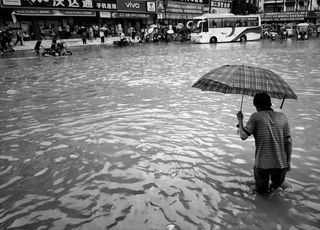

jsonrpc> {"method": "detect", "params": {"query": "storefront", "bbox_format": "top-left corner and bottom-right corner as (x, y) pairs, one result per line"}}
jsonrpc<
(157, 0), (203, 25)
(0, 0), (117, 38)
(113, 0), (157, 33)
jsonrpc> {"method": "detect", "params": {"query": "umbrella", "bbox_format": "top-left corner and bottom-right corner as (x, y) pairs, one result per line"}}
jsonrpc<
(192, 65), (297, 110)
(176, 23), (184, 30)
(99, 26), (108, 32)
(147, 27), (154, 34)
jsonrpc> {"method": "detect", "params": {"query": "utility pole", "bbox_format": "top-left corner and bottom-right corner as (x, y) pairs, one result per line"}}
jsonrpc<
(163, 0), (168, 23)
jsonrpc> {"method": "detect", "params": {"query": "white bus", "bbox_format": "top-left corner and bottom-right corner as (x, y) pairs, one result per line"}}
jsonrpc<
(188, 14), (261, 43)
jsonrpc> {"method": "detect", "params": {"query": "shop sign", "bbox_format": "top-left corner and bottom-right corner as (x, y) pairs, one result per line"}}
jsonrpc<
(307, 11), (320, 18)
(99, 11), (111, 18)
(260, 11), (307, 21)
(210, 0), (232, 9)
(146, 1), (156, 12)
(171, 0), (203, 3)
(12, 9), (96, 16)
(1, 0), (116, 10)
(117, 0), (156, 12)
(158, 1), (203, 15)
(158, 12), (197, 19)
(113, 12), (151, 18)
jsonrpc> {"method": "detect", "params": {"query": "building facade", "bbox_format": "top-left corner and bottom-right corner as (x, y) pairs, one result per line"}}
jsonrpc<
(0, 0), (158, 37)
(259, 0), (320, 23)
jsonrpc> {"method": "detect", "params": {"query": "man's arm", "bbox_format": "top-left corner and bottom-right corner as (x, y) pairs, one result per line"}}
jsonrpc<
(236, 111), (249, 140)
(285, 136), (292, 171)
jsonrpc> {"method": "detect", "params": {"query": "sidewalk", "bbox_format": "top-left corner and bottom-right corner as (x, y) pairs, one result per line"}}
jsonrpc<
(12, 37), (123, 51)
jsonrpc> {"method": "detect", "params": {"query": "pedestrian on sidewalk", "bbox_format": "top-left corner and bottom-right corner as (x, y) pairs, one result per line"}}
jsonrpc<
(14, 28), (23, 46)
(100, 29), (105, 44)
(81, 31), (87, 45)
(34, 37), (43, 56)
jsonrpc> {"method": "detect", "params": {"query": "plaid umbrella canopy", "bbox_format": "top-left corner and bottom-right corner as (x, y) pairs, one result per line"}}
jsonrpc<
(192, 65), (297, 110)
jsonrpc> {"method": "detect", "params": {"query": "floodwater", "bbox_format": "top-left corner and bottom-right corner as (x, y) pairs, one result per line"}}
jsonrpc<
(0, 39), (319, 230)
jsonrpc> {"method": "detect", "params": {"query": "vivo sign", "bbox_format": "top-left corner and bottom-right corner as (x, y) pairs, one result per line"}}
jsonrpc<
(118, 0), (148, 12)
(125, 2), (140, 8)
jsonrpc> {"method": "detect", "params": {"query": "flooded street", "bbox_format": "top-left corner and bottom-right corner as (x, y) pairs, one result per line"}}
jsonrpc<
(1, 39), (320, 230)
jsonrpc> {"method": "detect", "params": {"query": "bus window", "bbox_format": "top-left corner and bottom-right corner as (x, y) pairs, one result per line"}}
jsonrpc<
(222, 19), (234, 27)
(248, 18), (258, 26)
(216, 19), (222, 28)
(235, 18), (243, 27)
(209, 19), (217, 28)
(243, 19), (248, 27)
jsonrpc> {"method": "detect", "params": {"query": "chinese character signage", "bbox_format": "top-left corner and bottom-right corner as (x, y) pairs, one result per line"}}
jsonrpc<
(210, 0), (232, 8)
(171, 0), (203, 3)
(158, 1), (203, 15)
(1, 0), (117, 10)
(260, 12), (307, 21)
(13, 9), (96, 16)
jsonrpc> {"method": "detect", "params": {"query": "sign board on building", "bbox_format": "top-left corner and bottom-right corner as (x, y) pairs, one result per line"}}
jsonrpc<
(12, 9), (96, 16)
(260, 12), (307, 21)
(117, 0), (155, 12)
(1, 0), (117, 10)
(112, 12), (151, 18)
(210, 0), (232, 8)
(158, 2), (203, 14)
(146, 1), (156, 12)
(171, 0), (203, 3)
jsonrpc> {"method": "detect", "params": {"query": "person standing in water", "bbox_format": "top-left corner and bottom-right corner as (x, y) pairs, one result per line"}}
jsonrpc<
(236, 93), (292, 195)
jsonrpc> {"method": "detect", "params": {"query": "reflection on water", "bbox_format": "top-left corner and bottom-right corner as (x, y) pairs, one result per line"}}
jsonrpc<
(0, 39), (320, 230)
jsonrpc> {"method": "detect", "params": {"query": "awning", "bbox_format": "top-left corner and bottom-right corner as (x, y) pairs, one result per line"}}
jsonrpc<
(12, 9), (96, 17)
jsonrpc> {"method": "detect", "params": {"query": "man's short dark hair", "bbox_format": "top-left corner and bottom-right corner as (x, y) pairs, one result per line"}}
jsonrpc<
(253, 93), (272, 108)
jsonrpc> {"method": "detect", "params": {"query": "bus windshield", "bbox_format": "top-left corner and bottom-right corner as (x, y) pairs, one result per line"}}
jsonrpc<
(187, 19), (207, 33)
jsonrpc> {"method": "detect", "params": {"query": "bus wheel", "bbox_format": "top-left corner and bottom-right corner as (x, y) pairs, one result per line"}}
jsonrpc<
(210, 37), (217, 43)
(240, 35), (247, 42)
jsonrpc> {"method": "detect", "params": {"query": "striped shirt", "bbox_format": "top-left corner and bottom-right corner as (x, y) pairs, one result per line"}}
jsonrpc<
(244, 109), (290, 169)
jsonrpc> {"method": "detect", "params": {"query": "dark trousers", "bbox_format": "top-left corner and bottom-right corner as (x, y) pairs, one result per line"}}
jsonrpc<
(15, 36), (23, 46)
(254, 166), (287, 194)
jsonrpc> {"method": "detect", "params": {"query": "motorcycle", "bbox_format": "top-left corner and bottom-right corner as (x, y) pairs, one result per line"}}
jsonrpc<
(270, 31), (278, 41)
(113, 38), (134, 47)
(42, 42), (72, 56)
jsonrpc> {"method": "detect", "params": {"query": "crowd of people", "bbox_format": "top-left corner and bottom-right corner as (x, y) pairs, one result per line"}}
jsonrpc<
(260, 23), (320, 40)
(1, 22), (192, 54)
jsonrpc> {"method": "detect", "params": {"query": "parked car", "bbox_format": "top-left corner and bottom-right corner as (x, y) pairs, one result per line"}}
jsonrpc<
(296, 23), (309, 40)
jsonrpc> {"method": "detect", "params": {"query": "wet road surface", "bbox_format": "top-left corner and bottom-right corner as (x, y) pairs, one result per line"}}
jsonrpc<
(1, 39), (320, 230)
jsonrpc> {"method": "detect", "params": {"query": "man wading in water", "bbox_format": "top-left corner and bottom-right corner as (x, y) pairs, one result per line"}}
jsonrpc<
(236, 93), (292, 195)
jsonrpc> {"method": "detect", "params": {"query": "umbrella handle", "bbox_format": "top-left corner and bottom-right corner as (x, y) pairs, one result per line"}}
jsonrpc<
(280, 96), (286, 109)
(240, 94), (244, 112)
